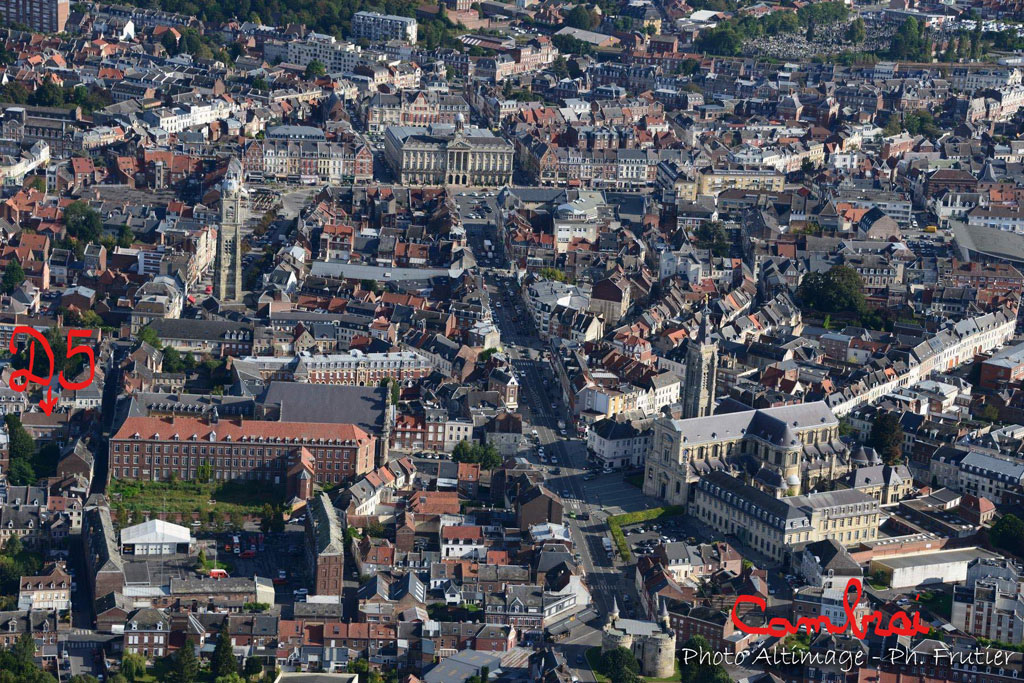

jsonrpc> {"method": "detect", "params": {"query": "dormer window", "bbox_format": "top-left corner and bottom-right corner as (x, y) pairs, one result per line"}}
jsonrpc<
(131, 621), (138, 630)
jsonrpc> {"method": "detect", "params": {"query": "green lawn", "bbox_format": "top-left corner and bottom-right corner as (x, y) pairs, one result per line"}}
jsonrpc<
(917, 590), (952, 619)
(136, 658), (217, 683)
(585, 647), (610, 683)
(624, 473), (644, 489)
(585, 646), (681, 682)
(109, 479), (284, 526)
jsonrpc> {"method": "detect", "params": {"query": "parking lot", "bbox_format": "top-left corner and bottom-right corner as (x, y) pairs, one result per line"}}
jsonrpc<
(622, 519), (692, 558)
(197, 527), (310, 605)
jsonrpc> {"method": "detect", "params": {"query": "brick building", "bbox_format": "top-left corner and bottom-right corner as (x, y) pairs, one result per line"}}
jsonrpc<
(109, 416), (375, 486)
(306, 494), (346, 597)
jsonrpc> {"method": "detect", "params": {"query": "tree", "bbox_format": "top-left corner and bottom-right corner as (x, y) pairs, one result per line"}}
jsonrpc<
(169, 645), (199, 683)
(161, 30), (179, 55)
(11, 633), (35, 671)
(797, 265), (867, 317)
(868, 412), (904, 465)
(538, 267), (568, 283)
(118, 223), (134, 248)
(679, 635), (731, 683)
(0, 82), (29, 104)
(1, 259), (25, 295)
(696, 25), (743, 56)
(979, 403), (1000, 422)
(69, 676), (100, 683)
(120, 653), (146, 682)
(28, 80), (65, 108)
(211, 630), (237, 679)
(846, 17), (865, 45)
(694, 221), (730, 257)
(991, 513), (1024, 557)
(5, 415), (35, 486)
(600, 647), (640, 682)
(137, 326), (161, 348)
(451, 440), (473, 463)
(80, 311), (103, 328)
(550, 56), (569, 79)
(943, 35), (958, 62)
(243, 657), (263, 678)
(305, 59), (327, 78)
(63, 201), (103, 243)
(565, 5), (597, 30)
(213, 675), (244, 683)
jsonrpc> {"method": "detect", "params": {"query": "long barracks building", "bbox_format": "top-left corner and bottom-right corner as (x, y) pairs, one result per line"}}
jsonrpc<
(109, 416), (375, 486)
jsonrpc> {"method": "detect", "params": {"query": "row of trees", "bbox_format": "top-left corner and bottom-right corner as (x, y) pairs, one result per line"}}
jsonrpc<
(883, 109), (942, 138)
(149, 632), (263, 683)
(0, 82), (112, 114)
(694, 2), (848, 56)
(61, 201), (134, 259)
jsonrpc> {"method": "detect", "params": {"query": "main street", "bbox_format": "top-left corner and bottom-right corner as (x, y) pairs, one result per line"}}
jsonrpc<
(483, 267), (663, 681)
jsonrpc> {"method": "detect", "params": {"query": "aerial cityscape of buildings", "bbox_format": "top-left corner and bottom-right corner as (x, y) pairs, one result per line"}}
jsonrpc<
(3, 0), (1024, 681)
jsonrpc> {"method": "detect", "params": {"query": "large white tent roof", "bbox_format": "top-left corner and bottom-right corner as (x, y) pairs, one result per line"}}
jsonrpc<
(120, 519), (192, 546)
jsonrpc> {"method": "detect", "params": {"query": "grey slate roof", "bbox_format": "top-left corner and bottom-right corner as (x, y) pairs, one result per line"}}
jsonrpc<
(664, 401), (836, 448)
(961, 451), (1024, 483)
(309, 493), (345, 557)
(260, 382), (388, 435)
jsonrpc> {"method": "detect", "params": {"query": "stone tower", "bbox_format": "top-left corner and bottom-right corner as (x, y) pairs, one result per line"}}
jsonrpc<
(682, 305), (717, 419)
(601, 597), (677, 679)
(215, 157), (246, 302)
(640, 600), (677, 679)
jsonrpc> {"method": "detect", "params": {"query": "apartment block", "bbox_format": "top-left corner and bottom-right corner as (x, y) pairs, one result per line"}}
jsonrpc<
(0, 0), (68, 33)
(351, 11), (417, 43)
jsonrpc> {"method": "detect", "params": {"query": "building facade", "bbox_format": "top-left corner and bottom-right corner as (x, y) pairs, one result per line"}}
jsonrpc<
(0, 0), (68, 33)
(691, 471), (880, 562)
(643, 402), (847, 505)
(109, 416), (376, 486)
(383, 119), (514, 186)
(351, 11), (417, 43)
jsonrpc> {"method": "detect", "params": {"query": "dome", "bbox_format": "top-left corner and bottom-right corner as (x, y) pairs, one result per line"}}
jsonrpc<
(786, 473), (800, 487)
(851, 446), (880, 465)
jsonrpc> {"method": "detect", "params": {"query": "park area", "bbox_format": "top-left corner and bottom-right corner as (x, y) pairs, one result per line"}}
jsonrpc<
(108, 479), (284, 529)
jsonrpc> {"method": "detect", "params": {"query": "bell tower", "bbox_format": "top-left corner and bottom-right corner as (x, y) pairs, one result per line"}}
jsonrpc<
(682, 302), (717, 419)
(215, 157), (246, 302)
